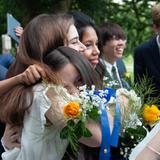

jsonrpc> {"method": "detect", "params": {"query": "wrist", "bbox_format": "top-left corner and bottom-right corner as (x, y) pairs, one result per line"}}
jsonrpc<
(14, 74), (23, 84)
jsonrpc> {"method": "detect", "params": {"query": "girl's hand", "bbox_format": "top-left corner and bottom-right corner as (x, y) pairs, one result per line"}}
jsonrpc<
(2, 124), (22, 150)
(15, 26), (23, 37)
(16, 64), (46, 85)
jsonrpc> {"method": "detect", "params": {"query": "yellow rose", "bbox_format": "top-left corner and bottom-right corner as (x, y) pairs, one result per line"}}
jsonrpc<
(143, 104), (160, 123)
(124, 72), (131, 79)
(63, 102), (80, 118)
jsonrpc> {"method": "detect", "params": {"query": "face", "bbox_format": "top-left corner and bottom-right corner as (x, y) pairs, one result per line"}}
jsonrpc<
(57, 63), (82, 95)
(65, 24), (86, 53)
(103, 37), (126, 64)
(81, 26), (100, 68)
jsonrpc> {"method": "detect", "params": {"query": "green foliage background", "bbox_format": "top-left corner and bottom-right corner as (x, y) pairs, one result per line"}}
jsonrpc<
(0, 0), (159, 55)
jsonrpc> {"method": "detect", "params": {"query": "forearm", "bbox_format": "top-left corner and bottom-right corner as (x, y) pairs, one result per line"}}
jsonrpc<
(136, 147), (159, 160)
(0, 75), (22, 96)
(136, 132), (160, 160)
(0, 64), (45, 96)
(79, 120), (102, 147)
(79, 110), (114, 147)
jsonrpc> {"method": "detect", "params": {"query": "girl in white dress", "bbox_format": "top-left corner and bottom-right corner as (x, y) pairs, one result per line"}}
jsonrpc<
(1, 13), (114, 159)
(1, 12), (86, 151)
(1, 46), (107, 160)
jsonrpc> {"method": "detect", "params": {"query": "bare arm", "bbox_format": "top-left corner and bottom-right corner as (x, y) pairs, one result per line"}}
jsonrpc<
(135, 132), (160, 160)
(0, 64), (46, 96)
(79, 111), (114, 147)
(1, 65), (46, 150)
(45, 88), (114, 148)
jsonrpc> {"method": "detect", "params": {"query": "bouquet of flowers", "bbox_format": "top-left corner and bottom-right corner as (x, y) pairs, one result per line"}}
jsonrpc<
(107, 76), (160, 159)
(103, 76), (120, 90)
(58, 85), (110, 154)
(113, 88), (146, 158)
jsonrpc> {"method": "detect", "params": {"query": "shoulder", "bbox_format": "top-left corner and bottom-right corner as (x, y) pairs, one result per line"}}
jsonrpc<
(32, 83), (52, 109)
(134, 36), (157, 53)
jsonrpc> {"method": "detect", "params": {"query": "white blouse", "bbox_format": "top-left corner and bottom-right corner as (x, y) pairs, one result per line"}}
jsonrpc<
(2, 84), (68, 160)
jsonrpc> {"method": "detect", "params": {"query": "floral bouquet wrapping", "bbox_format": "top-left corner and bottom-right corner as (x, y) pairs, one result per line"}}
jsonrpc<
(45, 83), (110, 155)
(60, 85), (103, 154)
(112, 88), (147, 159)
(108, 76), (160, 159)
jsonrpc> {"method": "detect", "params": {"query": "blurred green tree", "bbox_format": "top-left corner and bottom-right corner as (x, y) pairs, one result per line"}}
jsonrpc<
(0, 0), (158, 56)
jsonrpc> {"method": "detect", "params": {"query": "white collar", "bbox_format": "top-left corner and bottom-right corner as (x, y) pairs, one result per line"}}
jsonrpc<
(156, 35), (160, 49)
(101, 59), (117, 71)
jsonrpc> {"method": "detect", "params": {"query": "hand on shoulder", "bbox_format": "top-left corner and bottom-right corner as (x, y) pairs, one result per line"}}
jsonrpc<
(16, 64), (46, 85)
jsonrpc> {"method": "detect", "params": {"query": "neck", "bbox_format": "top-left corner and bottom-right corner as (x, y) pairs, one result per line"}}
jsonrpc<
(104, 55), (115, 65)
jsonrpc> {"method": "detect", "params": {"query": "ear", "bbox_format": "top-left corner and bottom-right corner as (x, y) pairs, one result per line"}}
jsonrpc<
(152, 24), (160, 34)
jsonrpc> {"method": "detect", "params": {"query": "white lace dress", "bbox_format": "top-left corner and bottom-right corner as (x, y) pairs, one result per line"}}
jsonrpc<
(2, 84), (68, 160)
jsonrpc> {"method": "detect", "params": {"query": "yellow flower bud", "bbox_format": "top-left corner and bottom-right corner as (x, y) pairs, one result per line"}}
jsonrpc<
(63, 102), (80, 118)
(143, 104), (160, 123)
(125, 72), (131, 78)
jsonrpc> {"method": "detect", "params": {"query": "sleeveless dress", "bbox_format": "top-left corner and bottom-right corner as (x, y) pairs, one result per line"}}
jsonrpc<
(2, 84), (68, 160)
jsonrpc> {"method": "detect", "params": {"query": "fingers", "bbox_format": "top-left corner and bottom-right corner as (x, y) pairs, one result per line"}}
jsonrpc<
(15, 26), (23, 37)
(2, 124), (22, 150)
(35, 65), (46, 78)
(24, 67), (38, 85)
(4, 124), (22, 137)
(18, 64), (46, 85)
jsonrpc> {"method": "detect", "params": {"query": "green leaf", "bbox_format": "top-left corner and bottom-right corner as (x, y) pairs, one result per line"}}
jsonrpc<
(88, 107), (99, 120)
(75, 121), (84, 139)
(60, 126), (69, 139)
(83, 127), (92, 137)
(67, 120), (75, 127)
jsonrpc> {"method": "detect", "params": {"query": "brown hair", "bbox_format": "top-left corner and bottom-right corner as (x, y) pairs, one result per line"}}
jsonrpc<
(0, 13), (74, 126)
(69, 11), (105, 83)
(152, 3), (160, 26)
(98, 22), (126, 45)
(44, 46), (101, 89)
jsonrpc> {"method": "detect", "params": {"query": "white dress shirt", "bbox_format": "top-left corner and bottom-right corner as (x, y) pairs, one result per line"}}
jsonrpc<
(101, 59), (123, 88)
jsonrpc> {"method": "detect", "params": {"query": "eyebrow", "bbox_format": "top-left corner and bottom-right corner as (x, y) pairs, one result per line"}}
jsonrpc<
(68, 36), (79, 42)
(83, 40), (98, 44)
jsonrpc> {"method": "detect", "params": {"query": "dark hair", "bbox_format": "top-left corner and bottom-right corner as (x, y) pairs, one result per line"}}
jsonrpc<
(0, 13), (74, 126)
(98, 22), (126, 45)
(69, 11), (105, 82)
(44, 46), (101, 89)
(69, 11), (100, 47)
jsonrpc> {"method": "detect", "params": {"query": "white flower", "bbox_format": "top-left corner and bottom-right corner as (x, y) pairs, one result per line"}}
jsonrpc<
(79, 85), (87, 91)
(98, 110), (102, 115)
(91, 85), (96, 90)
(88, 90), (94, 95)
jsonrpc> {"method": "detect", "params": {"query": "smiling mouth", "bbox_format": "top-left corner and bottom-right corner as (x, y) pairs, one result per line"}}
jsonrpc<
(90, 59), (99, 65)
(116, 48), (124, 52)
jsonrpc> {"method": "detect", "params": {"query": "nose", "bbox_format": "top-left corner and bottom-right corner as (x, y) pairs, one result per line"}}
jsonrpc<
(78, 40), (86, 53)
(92, 45), (100, 56)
